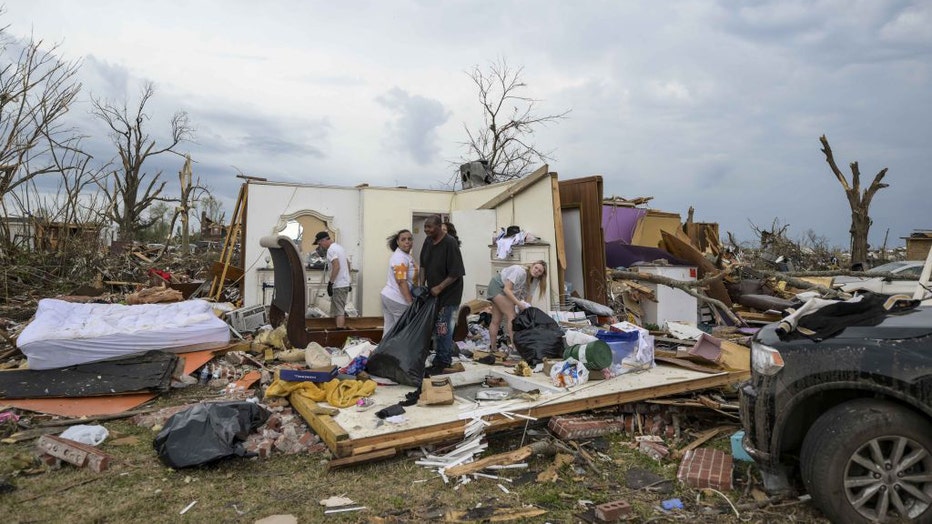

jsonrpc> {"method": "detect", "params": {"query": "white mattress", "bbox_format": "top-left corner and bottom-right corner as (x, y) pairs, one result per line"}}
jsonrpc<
(17, 299), (231, 370)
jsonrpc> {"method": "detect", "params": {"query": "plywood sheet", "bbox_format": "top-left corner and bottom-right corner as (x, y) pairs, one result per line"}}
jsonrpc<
(3, 348), (221, 417)
(294, 360), (748, 459)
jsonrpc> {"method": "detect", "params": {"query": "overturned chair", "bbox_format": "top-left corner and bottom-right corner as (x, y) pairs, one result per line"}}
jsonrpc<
(259, 235), (384, 348)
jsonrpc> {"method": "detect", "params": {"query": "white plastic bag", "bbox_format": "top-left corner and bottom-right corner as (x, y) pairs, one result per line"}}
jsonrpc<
(610, 321), (656, 372)
(59, 424), (109, 446)
(304, 341), (332, 368)
(549, 359), (589, 388)
(563, 329), (599, 346)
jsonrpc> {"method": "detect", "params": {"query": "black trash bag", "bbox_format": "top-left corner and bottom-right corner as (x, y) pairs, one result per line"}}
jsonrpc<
(366, 289), (438, 386)
(512, 306), (565, 366)
(153, 401), (269, 468)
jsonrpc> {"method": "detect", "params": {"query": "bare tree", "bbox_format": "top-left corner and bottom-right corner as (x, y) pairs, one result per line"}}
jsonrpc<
(819, 134), (888, 269)
(0, 29), (84, 255)
(199, 194), (224, 224)
(92, 82), (193, 242)
(460, 58), (569, 183)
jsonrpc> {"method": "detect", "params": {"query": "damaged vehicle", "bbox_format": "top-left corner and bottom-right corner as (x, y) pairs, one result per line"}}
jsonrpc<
(833, 259), (928, 297)
(740, 301), (932, 523)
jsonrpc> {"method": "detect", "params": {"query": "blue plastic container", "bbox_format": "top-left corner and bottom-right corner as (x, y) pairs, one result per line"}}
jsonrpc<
(595, 330), (639, 366)
(731, 430), (753, 461)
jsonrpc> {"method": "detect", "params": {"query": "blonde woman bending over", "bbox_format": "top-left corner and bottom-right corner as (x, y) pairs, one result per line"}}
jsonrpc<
(487, 260), (547, 353)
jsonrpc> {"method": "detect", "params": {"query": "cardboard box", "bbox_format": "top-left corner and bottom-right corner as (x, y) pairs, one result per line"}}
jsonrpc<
(278, 366), (338, 383)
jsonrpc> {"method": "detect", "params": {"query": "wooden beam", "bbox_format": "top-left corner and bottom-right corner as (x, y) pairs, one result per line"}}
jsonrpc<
(444, 440), (553, 477)
(326, 448), (396, 470)
(328, 370), (749, 460)
(288, 393), (348, 453)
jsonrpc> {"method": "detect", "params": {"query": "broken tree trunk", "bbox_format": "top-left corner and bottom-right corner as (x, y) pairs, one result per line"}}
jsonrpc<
(819, 134), (889, 268)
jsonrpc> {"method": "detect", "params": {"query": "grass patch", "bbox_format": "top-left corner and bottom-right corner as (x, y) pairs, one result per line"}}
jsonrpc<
(0, 392), (826, 523)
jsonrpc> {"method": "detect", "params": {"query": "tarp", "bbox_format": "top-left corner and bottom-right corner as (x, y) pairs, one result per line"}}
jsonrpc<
(605, 241), (689, 269)
(602, 206), (646, 244)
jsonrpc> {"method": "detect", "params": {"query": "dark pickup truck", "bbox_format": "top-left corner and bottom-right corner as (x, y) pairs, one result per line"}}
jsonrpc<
(740, 303), (932, 523)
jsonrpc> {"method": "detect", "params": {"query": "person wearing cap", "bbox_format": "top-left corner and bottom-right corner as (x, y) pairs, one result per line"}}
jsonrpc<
(313, 231), (351, 328)
(419, 215), (465, 374)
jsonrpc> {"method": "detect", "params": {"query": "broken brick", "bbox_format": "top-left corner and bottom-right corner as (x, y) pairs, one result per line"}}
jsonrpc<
(548, 415), (625, 440)
(37, 453), (61, 468)
(676, 447), (733, 491)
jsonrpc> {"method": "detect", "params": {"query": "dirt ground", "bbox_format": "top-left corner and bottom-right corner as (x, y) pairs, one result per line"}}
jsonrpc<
(0, 385), (830, 524)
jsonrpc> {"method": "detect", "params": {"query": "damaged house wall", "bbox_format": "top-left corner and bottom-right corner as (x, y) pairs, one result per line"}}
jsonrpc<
(477, 166), (563, 308)
(243, 171), (562, 316)
(243, 182), (363, 311)
(632, 209), (682, 248)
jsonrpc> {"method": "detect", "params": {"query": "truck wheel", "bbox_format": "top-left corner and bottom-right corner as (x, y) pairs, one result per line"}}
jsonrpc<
(800, 399), (932, 523)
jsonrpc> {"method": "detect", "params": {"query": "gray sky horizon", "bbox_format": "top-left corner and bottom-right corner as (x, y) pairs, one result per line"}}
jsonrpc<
(4, 1), (931, 251)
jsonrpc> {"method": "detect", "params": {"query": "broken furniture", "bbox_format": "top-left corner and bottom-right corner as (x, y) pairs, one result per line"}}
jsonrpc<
(260, 235), (383, 348)
(633, 265), (698, 326)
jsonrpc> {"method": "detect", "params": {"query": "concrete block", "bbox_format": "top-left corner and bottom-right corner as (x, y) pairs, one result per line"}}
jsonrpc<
(36, 434), (111, 472)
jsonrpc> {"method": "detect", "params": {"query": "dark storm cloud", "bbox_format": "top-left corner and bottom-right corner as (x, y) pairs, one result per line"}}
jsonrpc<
(376, 87), (450, 165)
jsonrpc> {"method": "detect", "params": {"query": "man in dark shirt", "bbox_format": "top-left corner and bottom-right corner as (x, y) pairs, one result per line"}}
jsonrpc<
(419, 214), (465, 373)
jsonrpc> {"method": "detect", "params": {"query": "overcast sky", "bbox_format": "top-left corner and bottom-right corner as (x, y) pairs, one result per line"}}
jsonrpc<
(4, 0), (931, 249)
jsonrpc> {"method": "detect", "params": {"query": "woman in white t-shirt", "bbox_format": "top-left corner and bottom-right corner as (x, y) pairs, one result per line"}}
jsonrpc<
(380, 229), (418, 335)
(487, 260), (547, 353)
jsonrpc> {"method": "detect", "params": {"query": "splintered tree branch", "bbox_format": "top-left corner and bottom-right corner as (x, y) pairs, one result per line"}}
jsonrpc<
(610, 269), (742, 324)
(818, 135), (889, 267)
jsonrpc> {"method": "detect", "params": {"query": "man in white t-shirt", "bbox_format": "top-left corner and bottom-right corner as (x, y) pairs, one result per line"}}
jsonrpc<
(313, 231), (351, 328)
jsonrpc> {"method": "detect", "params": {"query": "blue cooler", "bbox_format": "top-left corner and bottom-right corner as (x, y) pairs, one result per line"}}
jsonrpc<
(596, 330), (639, 366)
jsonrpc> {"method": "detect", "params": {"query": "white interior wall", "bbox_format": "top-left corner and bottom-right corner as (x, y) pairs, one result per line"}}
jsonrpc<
(490, 175), (561, 306)
(242, 174), (561, 317)
(243, 182), (361, 307)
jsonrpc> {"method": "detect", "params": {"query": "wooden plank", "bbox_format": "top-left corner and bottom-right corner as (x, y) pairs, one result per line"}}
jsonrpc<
(288, 393), (348, 453)
(655, 356), (722, 374)
(660, 230), (733, 307)
(736, 311), (780, 322)
(342, 422), (468, 457)
(326, 448), (396, 470)
(444, 441), (551, 477)
(333, 370), (749, 459)
(478, 165), (550, 210)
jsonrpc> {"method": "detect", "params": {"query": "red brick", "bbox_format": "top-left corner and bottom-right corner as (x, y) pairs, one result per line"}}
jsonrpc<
(37, 453), (61, 468)
(594, 499), (631, 521)
(676, 448), (733, 491)
(548, 415), (625, 440)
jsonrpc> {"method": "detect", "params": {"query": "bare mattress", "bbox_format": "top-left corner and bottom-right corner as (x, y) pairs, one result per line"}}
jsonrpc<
(17, 299), (231, 370)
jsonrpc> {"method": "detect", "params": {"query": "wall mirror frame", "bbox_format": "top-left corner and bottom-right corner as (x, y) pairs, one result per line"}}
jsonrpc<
(274, 210), (337, 256)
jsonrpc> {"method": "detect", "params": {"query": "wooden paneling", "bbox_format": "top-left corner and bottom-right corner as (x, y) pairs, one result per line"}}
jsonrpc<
(558, 176), (607, 306)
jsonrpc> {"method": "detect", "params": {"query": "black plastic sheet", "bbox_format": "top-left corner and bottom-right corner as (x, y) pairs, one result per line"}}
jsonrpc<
(153, 401), (269, 468)
(366, 288), (438, 386)
(512, 307), (565, 366)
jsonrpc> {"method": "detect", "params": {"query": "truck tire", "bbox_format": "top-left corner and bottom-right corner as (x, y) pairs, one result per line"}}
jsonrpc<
(800, 398), (932, 523)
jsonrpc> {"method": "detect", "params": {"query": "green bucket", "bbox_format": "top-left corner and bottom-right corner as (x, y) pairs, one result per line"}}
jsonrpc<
(563, 340), (613, 371)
